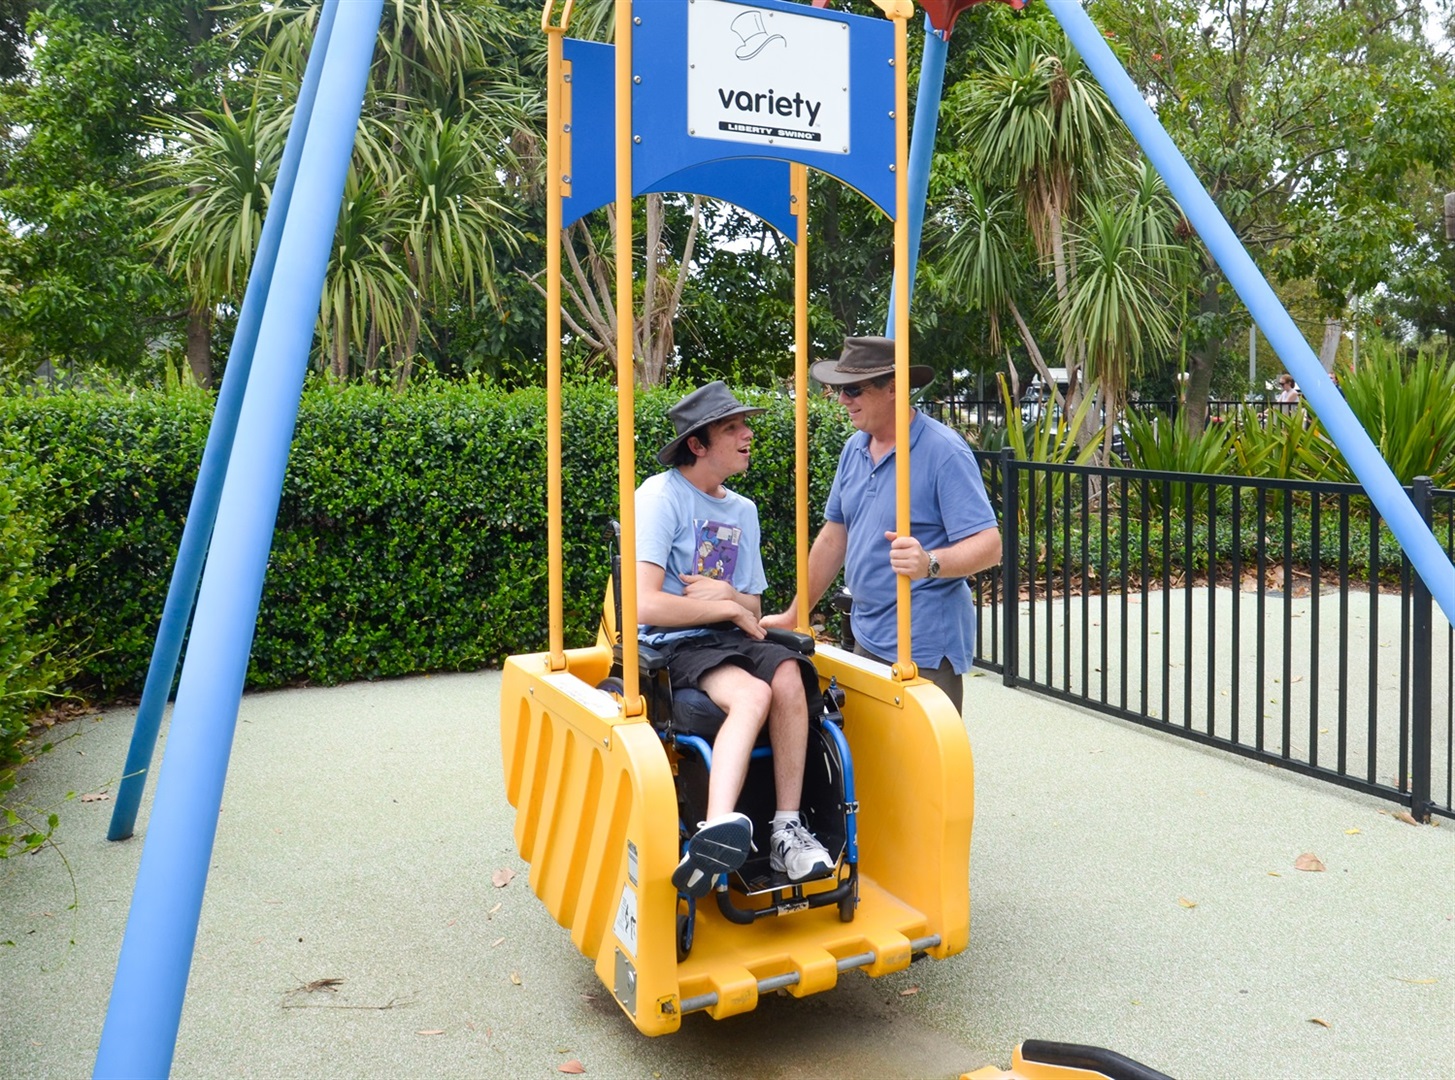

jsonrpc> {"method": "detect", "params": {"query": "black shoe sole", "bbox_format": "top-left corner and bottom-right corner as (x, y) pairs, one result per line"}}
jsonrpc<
(672, 817), (753, 898)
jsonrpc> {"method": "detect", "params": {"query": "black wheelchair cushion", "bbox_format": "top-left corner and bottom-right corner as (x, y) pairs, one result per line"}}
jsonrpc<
(670, 687), (729, 737)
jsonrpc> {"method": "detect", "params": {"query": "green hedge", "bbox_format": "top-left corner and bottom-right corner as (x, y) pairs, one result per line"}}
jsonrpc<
(0, 427), (74, 818)
(1, 382), (852, 698)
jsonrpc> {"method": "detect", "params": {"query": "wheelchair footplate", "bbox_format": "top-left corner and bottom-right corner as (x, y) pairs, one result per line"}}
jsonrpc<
(734, 857), (838, 897)
(712, 851), (858, 926)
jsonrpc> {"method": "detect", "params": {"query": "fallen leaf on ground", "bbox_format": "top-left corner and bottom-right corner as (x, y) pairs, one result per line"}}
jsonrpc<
(1268, 871), (1281, 877)
(899, 986), (920, 996)
(1388, 976), (1438, 985)
(1178, 897), (1197, 908)
(1394, 811), (1419, 826)
(559, 1061), (585, 1074)
(1344, 828), (1361, 835)
(80, 792), (109, 802)
(510, 972), (522, 985)
(417, 1029), (445, 1036)
(295, 978), (343, 993)
(488, 903), (502, 917)
(1309, 1018), (1330, 1028)
(492, 868), (515, 888)
(1294, 853), (1326, 872)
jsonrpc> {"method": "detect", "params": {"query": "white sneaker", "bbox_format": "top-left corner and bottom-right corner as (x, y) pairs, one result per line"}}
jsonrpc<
(770, 817), (833, 882)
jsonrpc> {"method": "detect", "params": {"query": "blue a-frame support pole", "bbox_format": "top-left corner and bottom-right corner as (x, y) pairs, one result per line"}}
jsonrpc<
(107, 0), (341, 844)
(886, 14), (950, 335)
(93, 3), (384, 1075)
(1047, 0), (1455, 629)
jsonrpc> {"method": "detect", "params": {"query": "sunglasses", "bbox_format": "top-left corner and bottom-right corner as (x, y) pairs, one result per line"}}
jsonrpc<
(839, 379), (886, 398)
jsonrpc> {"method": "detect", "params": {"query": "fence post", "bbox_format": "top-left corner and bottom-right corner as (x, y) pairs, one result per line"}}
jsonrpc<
(1001, 446), (1019, 688)
(1410, 477), (1434, 822)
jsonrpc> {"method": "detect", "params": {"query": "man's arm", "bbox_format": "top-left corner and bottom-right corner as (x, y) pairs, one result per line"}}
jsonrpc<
(886, 525), (1002, 580)
(637, 561), (765, 638)
(761, 520), (849, 631)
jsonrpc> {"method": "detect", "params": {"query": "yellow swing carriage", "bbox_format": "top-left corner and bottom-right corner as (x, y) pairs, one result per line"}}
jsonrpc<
(499, 0), (973, 1036)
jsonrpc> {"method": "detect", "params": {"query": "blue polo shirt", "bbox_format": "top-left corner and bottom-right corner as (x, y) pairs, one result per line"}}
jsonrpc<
(824, 410), (997, 673)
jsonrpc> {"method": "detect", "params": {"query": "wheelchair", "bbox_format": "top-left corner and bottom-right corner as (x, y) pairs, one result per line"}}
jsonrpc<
(597, 523), (859, 959)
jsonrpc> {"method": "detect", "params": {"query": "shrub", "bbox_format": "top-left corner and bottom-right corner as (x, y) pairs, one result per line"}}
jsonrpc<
(2, 382), (854, 698)
(0, 430), (76, 856)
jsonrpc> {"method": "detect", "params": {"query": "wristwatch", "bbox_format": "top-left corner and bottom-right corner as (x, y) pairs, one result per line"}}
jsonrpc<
(926, 549), (941, 579)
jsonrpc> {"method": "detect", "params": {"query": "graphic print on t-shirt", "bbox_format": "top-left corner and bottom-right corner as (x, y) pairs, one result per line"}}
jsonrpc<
(693, 519), (742, 582)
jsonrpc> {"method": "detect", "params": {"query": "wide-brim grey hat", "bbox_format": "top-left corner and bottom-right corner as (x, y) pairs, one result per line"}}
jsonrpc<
(810, 335), (934, 390)
(657, 381), (766, 466)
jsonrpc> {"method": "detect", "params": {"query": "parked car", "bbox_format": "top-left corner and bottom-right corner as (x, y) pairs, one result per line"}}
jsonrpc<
(1020, 369), (1127, 459)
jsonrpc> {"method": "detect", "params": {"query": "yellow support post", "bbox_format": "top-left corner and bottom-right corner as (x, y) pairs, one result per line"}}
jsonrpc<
(792, 162), (811, 633)
(889, 7), (916, 683)
(615, 0), (644, 717)
(541, 0), (573, 672)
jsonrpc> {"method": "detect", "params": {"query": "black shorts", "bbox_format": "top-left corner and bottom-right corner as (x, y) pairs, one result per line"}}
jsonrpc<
(658, 628), (821, 710)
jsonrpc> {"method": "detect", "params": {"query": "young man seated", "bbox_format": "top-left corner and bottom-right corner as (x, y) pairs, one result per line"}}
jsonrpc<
(636, 381), (834, 898)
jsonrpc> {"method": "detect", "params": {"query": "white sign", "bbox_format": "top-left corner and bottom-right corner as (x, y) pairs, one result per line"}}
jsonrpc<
(687, 0), (850, 154)
(612, 884), (639, 957)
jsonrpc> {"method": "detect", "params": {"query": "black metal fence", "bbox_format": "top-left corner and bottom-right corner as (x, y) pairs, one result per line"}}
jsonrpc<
(970, 450), (1453, 821)
(925, 396), (1267, 431)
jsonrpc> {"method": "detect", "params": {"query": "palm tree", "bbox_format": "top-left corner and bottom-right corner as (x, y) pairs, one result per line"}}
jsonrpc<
(938, 179), (1059, 402)
(946, 25), (1123, 399)
(141, 97), (287, 387)
(141, 0), (536, 385)
(317, 168), (411, 381)
(360, 108), (523, 386)
(1064, 194), (1175, 461)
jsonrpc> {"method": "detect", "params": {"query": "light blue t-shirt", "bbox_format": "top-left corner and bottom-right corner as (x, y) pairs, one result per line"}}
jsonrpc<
(824, 410), (997, 673)
(635, 468), (768, 646)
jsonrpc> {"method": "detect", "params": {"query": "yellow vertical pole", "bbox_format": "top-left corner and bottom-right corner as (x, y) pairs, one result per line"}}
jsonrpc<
(792, 163), (811, 631)
(615, 0), (644, 715)
(542, 0), (570, 672)
(890, 6), (916, 681)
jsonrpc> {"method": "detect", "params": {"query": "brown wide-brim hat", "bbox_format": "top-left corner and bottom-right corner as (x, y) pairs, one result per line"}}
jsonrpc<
(656, 380), (766, 466)
(810, 335), (934, 390)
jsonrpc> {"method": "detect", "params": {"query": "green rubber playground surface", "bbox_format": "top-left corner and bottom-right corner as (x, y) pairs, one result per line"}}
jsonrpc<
(2, 669), (1450, 1079)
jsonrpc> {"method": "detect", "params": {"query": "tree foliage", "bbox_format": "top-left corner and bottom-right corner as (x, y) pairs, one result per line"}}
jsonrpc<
(0, 0), (1448, 403)
(1090, 0), (1455, 428)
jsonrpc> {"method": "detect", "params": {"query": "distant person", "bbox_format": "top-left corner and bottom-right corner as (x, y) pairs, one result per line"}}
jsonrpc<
(1276, 373), (1300, 408)
(763, 336), (1001, 712)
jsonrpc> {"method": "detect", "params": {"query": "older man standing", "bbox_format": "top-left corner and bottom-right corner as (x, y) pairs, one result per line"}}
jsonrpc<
(764, 336), (1001, 711)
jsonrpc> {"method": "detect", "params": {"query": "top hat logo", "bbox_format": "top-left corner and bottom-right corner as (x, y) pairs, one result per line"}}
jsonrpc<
(730, 10), (786, 60)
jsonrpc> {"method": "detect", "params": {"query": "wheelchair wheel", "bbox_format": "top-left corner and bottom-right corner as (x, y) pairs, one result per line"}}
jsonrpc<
(596, 676), (625, 700)
(676, 911), (694, 961)
(838, 892), (857, 923)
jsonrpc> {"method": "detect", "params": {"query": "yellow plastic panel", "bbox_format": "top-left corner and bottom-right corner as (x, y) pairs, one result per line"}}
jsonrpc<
(502, 648), (684, 1034)
(962, 1044), (1118, 1079)
(500, 642), (973, 1035)
(816, 644), (974, 958)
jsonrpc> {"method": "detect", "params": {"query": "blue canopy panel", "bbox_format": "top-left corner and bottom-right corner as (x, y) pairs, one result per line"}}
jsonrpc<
(563, 37), (794, 234)
(561, 0), (895, 234)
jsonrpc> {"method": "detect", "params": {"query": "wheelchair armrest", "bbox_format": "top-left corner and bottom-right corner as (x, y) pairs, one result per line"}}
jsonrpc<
(612, 641), (671, 674)
(763, 627), (815, 656)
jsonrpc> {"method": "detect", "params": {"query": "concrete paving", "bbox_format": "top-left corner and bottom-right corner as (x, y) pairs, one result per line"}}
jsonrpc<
(2, 668), (1451, 1079)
